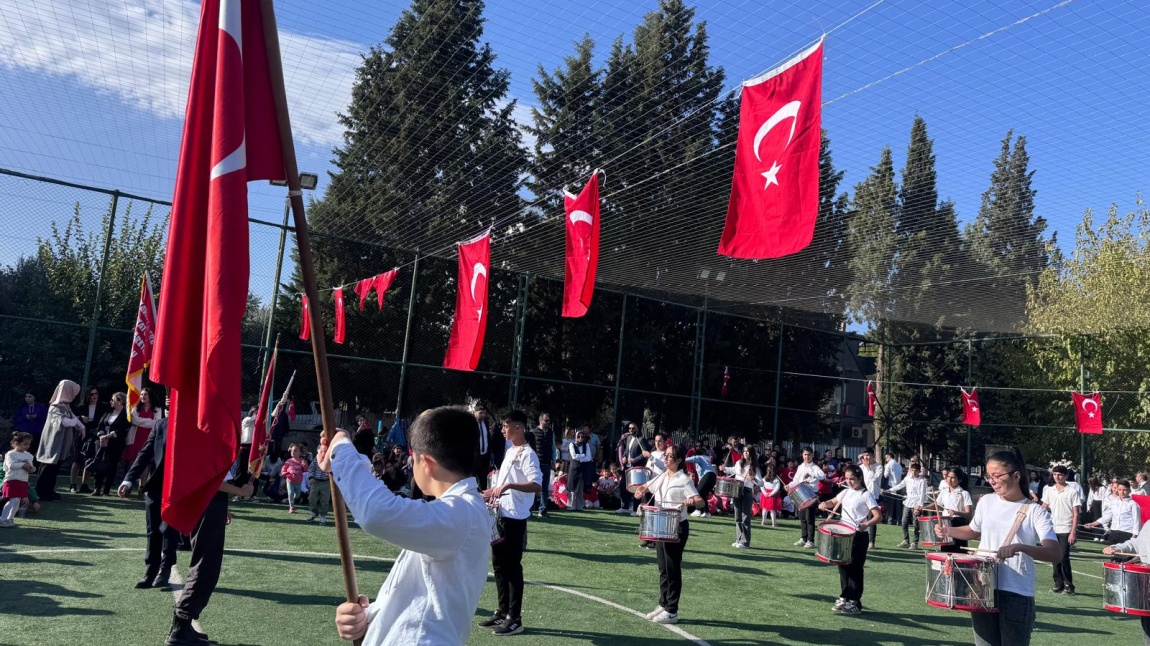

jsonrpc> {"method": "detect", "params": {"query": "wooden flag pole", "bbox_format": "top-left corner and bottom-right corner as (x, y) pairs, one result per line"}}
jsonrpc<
(258, 0), (360, 631)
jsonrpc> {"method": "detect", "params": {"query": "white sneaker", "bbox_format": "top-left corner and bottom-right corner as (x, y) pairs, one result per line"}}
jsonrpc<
(734, 543), (748, 549)
(833, 597), (846, 609)
(645, 605), (665, 620)
(804, 541), (815, 549)
(0, 519), (14, 527)
(651, 610), (678, 624)
(794, 538), (806, 546)
(700, 512), (710, 518)
(732, 542), (740, 548)
(690, 510), (703, 517)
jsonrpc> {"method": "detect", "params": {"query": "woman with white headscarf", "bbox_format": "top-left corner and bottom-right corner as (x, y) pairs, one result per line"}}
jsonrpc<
(35, 379), (83, 501)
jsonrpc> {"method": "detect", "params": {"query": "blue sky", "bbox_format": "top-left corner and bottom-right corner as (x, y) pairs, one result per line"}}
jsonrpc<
(1, 0), (1148, 309)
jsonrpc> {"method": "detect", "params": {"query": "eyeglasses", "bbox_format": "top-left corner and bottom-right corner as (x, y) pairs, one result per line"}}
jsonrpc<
(985, 470), (1016, 482)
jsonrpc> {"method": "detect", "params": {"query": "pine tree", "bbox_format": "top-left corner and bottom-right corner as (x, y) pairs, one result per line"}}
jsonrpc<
(847, 147), (898, 324)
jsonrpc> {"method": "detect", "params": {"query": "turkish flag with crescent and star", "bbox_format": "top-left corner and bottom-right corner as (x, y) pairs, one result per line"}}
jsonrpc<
(563, 172), (601, 318)
(866, 381), (876, 417)
(961, 387), (981, 426)
(444, 232), (491, 371)
(719, 38), (824, 259)
(151, 0), (285, 534)
(1072, 391), (1104, 434)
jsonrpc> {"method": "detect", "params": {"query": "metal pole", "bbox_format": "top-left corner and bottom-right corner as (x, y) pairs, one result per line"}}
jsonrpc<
(611, 294), (628, 445)
(771, 322), (784, 446)
(394, 255), (420, 418)
(882, 340), (892, 455)
(837, 329), (847, 449)
(80, 191), (119, 394)
(260, 197), (291, 380)
(508, 274), (529, 408)
(966, 339), (973, 475)
(1079, 336), (1088, 475)
(690, 308), (706, 437)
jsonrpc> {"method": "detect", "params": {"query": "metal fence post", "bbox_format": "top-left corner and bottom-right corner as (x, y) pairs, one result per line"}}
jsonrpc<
(690, 307), (706, 436)
(1079, 336), (1088, 474)
(611, 294), (628, 444)
(80, 191), (119, 393)
(966, 338), (973, 476)
(508, 274), (529, 409)
(771, 322), (784, 446)
(394, 256), (420, 418)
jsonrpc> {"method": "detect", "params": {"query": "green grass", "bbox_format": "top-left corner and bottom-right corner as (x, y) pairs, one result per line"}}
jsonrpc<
(0, 494), (1141, 646)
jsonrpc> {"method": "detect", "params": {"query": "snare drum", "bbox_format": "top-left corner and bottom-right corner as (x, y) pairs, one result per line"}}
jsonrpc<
(489, 504), (505, 546)
(638, 505), (682, 543)
(625, 467), (653, 493)
(925, 552), (997, 612)
(1103, 561), (1150, 616)
(786, 480), (818, 511)
(815, 522), (855, 565)
(715, 476), (741, 499)
(918, 515), (953, 547)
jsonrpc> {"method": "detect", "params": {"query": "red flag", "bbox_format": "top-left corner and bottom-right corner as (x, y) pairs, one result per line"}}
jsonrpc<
(333, 287), (346, 344)
(563, 172), (601, 318)
(866, 381), (876, 417)
(248, 343), (276, 475)
(719, 39), (824, 259)
(372, 269), (398, 310)
(443, 232), (491, 371)
(721, 366), (730, 396)
(287, 397), (296, 421)
(298, 295), (311, 340)
(125, 272), (158, 420)
(354, 277), (373, 311)
(151, 0), (285, 534)
(961, 387), (981, 426)
(1073, 391), (1103, 434)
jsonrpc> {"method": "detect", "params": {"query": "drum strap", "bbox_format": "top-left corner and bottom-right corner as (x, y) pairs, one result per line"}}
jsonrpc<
(999, 500), (1032, 552)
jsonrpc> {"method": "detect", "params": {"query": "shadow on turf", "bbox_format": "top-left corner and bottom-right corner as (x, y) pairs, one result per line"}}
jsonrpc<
(222, 550), (393, 574)
(0, 580), (111, 618)
(532, 547), (767, 577)
(215, 586), (343, 607)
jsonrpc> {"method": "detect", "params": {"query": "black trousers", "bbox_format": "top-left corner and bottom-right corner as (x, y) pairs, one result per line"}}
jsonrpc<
(657, 520), (689, 614)
(800, 505), (818, 542)
(694, 473), (716, 511)
(493, 517), (527, 619)
(838, 531), (870, 602)
(475, 452), (491, 491)
(940, 516), (969, 553)
(35, 462), (62, 498)
(1053, 532), (1074, 589)
(143, 491), (179, 574)
(175, 493), (228, 621)
(94, 443), (125, 494)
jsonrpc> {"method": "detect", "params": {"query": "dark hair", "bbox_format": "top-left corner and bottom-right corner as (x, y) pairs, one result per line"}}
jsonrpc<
(502, 409), (528, 426)
(986, 449), (1029, 496)
(1051, 465), (1069, 475)
(842, 464), (863, 482)
(11, 431), (32, 447)
(1088, 476), (1102, 489)
(944, 466), (969, 491)
(1117, 479), (1131, 491)
(664, 444), (685, 466)
(740, 445), (759, 473)
(409, 406), (479, 475)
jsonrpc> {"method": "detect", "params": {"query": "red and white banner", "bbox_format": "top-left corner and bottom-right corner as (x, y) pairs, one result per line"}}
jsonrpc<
(151, 0), (286, 534)
(248, 343), (276, 476)
(444, 232), (491, 371)
(333, 287), (346, 344)
(961, 387), (981, 426)
(719, 39), (824, 259)
(563, 172), (600, 318)
(1072, 391), (1103, 435)
(125, 272), (158, 420)
(298, 295), (311, 340)
(866, 381), (876, 417)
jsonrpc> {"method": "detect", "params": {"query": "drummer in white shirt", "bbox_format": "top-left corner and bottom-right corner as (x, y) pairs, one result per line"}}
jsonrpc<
(883, 462), (931, 549)
(722, 446), (765, 549)
(857, 448), (885, 549)
(1085, 479), (1141, 548)
(792, 448), (826, 549)
(818, 464), (881, 616)
(1041, 465), (1082, 595)
(633, 445), (702, 626)
(926, 467), (973, 554)
(1103, 516), (1150, 644)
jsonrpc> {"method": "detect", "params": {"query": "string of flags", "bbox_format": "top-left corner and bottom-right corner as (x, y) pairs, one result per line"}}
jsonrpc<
(864, 381), (1106, 434)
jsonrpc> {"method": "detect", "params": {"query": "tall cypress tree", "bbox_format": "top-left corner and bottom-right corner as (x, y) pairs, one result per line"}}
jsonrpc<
(847, 147), (899, 325)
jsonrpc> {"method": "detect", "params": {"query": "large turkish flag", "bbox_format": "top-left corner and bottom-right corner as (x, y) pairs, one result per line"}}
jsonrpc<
(152, 0), (285, 534)
(961, 387), (981, 426)
(1072, 391), (1103, 434)
(719, 39), (823, 259)
(444, 232), (491, 371)
(563, 172), (600, 318)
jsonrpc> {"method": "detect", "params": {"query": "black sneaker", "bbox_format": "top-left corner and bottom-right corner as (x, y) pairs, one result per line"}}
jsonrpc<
(153, 569), (172, 588)
(165, 618), (210, 646)
(479, 613), (505, 628)
(79, 484), (93, 494)
(1051, 586), (1064, 594)
(1063, 587), (1077, 596)
(135, 573), (157, 589)
(493, 618), (524, 636)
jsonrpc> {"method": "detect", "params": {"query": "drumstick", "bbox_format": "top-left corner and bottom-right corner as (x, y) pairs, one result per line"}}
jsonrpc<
(959, 547), (1001, 556)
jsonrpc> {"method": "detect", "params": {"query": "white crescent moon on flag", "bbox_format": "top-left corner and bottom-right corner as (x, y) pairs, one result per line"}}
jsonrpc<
(1081, 397), (1098, 412)
(569, 210), (593, 226)
(470, 263), (487, 300)
(753, 100), (801, 162)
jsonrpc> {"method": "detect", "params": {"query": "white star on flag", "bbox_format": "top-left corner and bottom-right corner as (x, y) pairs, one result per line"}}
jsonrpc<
(762, 161), (782, 189)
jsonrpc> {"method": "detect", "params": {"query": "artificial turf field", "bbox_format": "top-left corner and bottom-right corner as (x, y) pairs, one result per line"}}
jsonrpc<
(0, 493), (1142, 646)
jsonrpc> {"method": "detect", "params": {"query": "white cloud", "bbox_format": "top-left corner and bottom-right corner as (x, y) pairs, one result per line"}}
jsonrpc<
(0, 0), (361, 146)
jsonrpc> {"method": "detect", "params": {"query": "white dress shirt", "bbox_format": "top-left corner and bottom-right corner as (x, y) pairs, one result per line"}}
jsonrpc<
(1100, 497), (1142, 535)
(647, 449), (666, 476)
(832, 487), (879, 531)
(861, 463), (884, 498)
(647, 470), (699, 522)
(329, 436), (490, 646)
(884, 459), (903, 488)
(723, 462), (765, 490)
(793, 461), (825, 485)
(887, 473), (931, 508)
(494, 443), (541, 520)
(1041, 484), (1082, 534)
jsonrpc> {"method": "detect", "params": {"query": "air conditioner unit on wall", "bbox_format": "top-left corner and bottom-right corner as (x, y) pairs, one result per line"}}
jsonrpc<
(851, 426), (864, 439)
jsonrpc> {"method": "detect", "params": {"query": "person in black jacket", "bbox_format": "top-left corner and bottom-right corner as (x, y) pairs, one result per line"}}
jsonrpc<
(71, 386), (106, 493)
(119, 417), (179, 589)
(92, 393), (131, 496)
